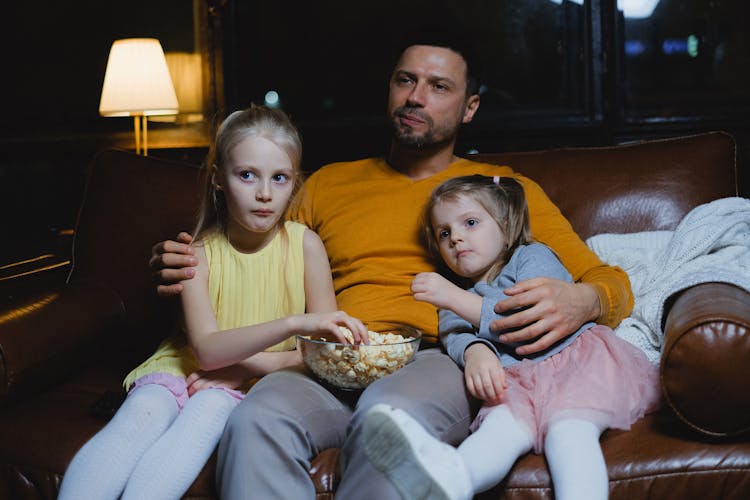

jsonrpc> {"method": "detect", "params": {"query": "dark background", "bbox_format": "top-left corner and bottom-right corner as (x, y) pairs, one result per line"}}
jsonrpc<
(3, 0), (749, 267)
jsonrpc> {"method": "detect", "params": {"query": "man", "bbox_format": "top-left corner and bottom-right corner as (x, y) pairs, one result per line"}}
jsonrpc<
(151, 32), (631, 499)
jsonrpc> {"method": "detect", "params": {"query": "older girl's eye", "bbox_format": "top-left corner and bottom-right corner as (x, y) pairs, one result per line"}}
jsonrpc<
(239, 171), (256, 181)
(438, 229), (450, 240)
(272, 173), (290, 183)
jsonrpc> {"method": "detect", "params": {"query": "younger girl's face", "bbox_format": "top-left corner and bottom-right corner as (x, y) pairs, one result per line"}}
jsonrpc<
(431, 195), (506, 282)
(216, 135), (295, 252)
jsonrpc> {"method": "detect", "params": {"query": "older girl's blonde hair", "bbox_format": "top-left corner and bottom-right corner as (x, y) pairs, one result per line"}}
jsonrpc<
(421, 174), (532, 282)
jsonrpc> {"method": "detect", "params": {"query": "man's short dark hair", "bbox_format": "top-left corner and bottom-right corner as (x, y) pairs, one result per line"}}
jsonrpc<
(393, 26), (482, 97)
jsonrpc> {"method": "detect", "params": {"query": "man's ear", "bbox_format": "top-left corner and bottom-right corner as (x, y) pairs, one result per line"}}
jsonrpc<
(462, 94), (480, 124)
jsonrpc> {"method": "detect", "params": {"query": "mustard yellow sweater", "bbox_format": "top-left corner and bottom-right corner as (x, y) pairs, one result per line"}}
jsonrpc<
(291, 157), (632, 343)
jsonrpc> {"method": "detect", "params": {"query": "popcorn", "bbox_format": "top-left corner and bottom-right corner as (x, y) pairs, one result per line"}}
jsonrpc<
(299, 327), (419, 389)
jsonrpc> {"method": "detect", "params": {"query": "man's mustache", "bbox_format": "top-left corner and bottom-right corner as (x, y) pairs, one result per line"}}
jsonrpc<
(393, 106), (432, 126)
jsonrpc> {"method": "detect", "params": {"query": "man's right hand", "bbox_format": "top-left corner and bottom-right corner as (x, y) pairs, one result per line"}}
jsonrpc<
(149, 232), (198, 297)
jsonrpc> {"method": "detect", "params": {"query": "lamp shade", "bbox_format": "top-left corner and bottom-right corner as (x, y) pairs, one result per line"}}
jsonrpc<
(99, 38), (179, 117)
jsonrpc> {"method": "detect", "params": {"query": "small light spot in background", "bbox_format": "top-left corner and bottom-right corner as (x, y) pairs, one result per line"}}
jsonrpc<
(264, 90), (280, 108)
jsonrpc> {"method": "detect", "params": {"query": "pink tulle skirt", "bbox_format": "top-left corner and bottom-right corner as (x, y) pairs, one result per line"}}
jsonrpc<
(470, 325), (661, 453)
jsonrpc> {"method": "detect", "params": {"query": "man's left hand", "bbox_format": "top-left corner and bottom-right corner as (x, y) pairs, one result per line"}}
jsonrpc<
(491, 277), (599, 355)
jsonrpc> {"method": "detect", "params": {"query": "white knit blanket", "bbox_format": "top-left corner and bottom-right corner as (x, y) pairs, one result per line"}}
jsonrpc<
(586, 197), (750, 365)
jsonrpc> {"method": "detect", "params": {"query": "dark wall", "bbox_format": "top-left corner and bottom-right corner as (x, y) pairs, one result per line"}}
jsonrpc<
(3, 0), (749, 268)
(217, 0), (750, 193)
(3, 1), (199, 265)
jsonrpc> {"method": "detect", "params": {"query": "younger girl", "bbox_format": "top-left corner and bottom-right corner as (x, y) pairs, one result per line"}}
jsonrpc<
(59, 105), (367, 500)
(362, 175), (659, 500)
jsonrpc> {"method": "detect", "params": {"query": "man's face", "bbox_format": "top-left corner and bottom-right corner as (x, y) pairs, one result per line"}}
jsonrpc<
(387, 45), (479, 150)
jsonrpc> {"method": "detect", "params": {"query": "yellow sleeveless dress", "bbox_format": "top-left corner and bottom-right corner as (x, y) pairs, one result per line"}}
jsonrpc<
(123, 221), (307, 392)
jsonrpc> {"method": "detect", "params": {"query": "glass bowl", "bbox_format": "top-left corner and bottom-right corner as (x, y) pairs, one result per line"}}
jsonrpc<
(297, 323), (421, 390)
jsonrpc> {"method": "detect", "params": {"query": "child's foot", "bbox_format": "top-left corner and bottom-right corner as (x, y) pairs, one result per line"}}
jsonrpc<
(362, 403), (473, 500)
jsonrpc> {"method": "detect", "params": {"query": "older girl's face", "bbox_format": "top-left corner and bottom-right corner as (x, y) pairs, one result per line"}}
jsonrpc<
(431, 195), (506, 282)
(215, 136), (295, 252)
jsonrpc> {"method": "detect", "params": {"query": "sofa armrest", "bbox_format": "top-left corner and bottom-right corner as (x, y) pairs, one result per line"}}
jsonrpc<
(661, 282), (750, 437)
(0, 283), (125, 402)
(0, 253), (70, 303)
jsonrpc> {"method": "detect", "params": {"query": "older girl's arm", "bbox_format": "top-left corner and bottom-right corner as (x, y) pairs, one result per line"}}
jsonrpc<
(180, 242), (366, 371)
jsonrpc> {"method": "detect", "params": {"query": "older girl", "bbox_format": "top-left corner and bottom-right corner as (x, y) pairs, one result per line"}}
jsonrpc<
(59, 105), (366, 500)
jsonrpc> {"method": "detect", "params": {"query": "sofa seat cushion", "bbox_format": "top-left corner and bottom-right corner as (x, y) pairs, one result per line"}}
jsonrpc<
(475, 412), (750, 499)
(0, 362), (122, 499)
(8, 375), (747, 500)
(0, 358), (342, 500)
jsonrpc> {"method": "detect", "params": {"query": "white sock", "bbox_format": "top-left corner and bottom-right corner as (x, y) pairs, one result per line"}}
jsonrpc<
(457, 405), (533, 493)
(121, 388), (238, 500)
(544, 418), (608, 500)
(58, 384), (179, 500)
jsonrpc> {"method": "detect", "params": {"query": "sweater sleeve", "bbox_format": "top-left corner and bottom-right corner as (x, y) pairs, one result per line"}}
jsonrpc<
(514, 174), (634, 327)
(438, 307), (498, 368)
(476, 244), (573, 336)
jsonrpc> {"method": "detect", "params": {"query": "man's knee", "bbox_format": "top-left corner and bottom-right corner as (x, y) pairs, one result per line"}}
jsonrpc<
(354, 355), (472, 443)
(223, 396), (271, 435)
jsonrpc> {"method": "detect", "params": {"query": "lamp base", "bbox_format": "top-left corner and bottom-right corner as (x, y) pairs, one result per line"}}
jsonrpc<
(133, 115), (149, 156)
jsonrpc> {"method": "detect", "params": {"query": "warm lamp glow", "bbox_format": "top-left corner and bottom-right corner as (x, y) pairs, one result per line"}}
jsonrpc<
(99, 38), (178, 155)
(165, 52), (204, 121)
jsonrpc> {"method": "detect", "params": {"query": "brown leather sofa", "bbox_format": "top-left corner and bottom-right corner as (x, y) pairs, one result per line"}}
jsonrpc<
(1, 131), (748, 499)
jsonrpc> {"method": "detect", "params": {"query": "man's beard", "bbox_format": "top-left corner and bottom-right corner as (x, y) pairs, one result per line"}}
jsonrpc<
(390, 106), (458, 150)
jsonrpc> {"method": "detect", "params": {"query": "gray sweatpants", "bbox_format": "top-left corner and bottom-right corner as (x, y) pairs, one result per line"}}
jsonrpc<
(215, 348), (474, 499)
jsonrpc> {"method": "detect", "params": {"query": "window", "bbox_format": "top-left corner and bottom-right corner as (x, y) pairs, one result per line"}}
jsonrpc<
(223, 1), (590, 123)
(618, 0), (750, 121)
(213, 0), (749, 179)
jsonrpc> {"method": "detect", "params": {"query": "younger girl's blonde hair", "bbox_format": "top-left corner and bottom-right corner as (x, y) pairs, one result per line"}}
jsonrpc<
(421, 174), (533, 282)
(193, 104), (303, 240)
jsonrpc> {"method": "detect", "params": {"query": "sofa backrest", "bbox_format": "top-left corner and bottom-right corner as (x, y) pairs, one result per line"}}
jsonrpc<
(67, 132), (738, 357)
(69, 150), (202, 355)
(471, 131), (738, 240)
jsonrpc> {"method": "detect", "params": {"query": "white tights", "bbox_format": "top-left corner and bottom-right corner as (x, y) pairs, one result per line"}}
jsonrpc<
(58, 384), (237, 500)
(458, 405), (608, 500)
(545, 417), (608, 500)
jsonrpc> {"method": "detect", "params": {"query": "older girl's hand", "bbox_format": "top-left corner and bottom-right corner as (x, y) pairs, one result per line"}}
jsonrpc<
(186, 365), (249, 396)
(296, 311), (370, 345)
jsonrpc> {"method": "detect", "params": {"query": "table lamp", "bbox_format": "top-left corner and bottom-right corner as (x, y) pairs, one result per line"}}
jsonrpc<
(99, 38), (179, 155)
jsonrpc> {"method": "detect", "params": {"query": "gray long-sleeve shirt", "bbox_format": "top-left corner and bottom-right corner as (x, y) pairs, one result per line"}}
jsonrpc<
(439, 243), (595, 368)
